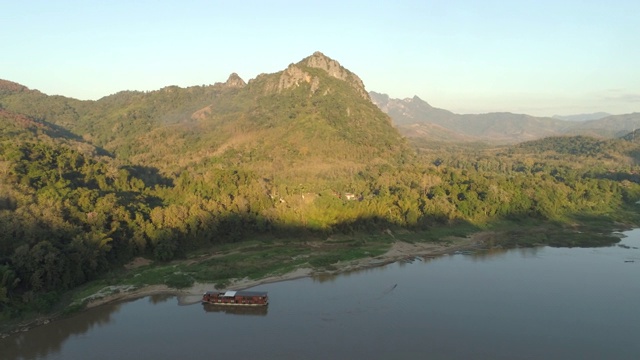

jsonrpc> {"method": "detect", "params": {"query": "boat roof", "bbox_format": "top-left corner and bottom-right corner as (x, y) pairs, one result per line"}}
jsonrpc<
(205, 290), (268, 297)
(236, 291), (268, 297)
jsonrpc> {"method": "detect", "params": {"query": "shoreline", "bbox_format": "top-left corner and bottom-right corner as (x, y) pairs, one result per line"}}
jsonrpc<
(1, 222), (631, 338)
(85, 232), (488, 308)
(1, 233), (487, 338)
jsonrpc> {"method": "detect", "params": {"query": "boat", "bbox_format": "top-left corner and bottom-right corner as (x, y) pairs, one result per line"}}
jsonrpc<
(202, 290), (269, 306)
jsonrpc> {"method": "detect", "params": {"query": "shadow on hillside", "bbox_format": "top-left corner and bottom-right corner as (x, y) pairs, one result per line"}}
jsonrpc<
(38, 121), (114, 157)
(115, 191), (164, 209)
(121, 165), (174, 187)
(588, 170), (640, 183)
(48, 124), (80, 141)
(627, 149), (640, 165)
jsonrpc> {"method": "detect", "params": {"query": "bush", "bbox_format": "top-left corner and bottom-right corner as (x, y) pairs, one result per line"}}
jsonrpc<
(163, 273), (194, 289)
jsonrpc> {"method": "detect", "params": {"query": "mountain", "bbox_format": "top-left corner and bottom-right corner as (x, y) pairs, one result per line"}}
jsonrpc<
(0, 53), (408, 180)
(370, 92), (569, 143)
(369, 92), (456, 126)
(552, 112), (611, 121)
(371, 92), (640, 144)
(565, 113), (640, 138)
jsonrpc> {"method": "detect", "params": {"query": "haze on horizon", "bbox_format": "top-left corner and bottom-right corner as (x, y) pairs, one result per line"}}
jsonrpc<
(2, 0), (638, 117)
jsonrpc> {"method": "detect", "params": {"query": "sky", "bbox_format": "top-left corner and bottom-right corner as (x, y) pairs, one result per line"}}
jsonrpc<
(2, 0), (639, 117)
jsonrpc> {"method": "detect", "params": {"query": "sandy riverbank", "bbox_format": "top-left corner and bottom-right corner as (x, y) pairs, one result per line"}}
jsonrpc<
(83, 232), (490, 309)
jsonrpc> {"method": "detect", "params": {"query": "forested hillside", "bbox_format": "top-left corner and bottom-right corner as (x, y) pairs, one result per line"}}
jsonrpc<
(1, 54), (640, 319)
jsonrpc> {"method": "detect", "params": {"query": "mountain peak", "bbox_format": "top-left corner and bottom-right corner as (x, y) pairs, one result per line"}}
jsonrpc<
(225, 73), (246, 88)
(304, 51), (336, 68)
(406, 95), (432, 108)
(260, 52), (369, 100)
(297, 52), (369, 99)
(311, 50), (328, 58)
(300, 51), (351, 79)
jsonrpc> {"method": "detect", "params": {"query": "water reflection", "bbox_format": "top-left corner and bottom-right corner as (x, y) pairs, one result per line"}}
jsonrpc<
(312, 263), (390, 283)
(312, 247), (543, 283)
(0, 302), (121, 360)
(148, 294), (173, 304)
(464, 246), (543, 261)
(202, 304), (268, 316)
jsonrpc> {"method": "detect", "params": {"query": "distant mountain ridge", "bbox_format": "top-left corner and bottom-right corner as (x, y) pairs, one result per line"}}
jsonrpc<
(552, 112), (611, 122)
(370, 91), (640, 144)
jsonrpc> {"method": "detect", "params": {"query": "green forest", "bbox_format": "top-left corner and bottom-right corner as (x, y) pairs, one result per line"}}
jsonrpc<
(1, 54), (640, 321)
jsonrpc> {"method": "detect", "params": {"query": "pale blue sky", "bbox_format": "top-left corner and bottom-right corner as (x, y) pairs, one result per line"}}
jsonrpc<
(2, 0), (638, 116)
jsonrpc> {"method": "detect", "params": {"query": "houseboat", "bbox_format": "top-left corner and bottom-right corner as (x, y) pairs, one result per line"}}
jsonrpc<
(202, 290), (269, 306)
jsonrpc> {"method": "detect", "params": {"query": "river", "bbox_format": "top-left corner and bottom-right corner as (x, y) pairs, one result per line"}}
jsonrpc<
(2, 229), (640, 359)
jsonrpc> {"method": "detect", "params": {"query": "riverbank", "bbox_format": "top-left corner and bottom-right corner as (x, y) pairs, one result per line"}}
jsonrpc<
(82, 232), (486, 309)
(2, 219), (625, 338)
(0, 228), (483, 338)
(78, 217), (632, 309)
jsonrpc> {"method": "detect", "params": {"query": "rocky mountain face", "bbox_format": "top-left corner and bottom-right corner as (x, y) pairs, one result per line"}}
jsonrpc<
(303, 51), (369, 100)
(256, 51), (369, 100)
(370, 92), (640, 144)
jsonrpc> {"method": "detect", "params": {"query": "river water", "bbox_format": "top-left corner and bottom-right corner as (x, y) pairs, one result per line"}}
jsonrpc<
(3, 229), (640, 359)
